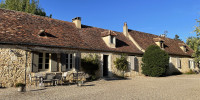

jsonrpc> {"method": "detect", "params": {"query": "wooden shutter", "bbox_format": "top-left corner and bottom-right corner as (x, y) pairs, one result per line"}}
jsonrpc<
(75, 53), (81, 71)
(32, 52), (39, 72)
(60, 53), (66, 72)
(51, 53), (58, 72)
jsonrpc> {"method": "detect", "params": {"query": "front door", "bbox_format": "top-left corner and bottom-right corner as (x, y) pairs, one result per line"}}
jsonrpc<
(103, 55), (109, 77)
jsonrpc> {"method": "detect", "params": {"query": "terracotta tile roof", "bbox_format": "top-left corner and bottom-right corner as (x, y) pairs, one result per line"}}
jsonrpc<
(128, 29), (193, 57)
(0, 9), (142, 54)
(101, 30), (117, 37)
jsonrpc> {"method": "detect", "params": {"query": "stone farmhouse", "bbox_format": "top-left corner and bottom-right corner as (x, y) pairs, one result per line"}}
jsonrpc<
(0, 9), (198, 87)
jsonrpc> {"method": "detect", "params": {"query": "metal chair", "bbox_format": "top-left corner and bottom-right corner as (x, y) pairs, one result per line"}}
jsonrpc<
(29, 74), (40, 87)
(43, 73), (55, 86)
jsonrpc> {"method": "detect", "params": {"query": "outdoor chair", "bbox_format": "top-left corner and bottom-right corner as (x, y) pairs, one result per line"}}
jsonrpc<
(43, 73), (55, 86)
(53, 73), (62, 85)
(29, 74), (40, 87)
(72, 72), (86, 83)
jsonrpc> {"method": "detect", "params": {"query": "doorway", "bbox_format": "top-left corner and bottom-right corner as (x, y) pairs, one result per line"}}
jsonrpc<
(103, 55), (109, 77)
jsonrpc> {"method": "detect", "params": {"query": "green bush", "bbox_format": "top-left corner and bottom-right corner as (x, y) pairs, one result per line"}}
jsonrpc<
(81, 54), (100, 78)
(114, 54), (128, 77)
(142, 45), (169, 77)
(15, 83), (25, 87)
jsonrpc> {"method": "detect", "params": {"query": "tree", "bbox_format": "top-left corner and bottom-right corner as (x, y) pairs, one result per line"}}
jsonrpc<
(0, 0), (51, 17)
(186, 37), (200, 67)
(174, 34), (181, 41)
(114, 54), (128, 77)
(186, 19), (200, 67)
(142, 45), (169, 77)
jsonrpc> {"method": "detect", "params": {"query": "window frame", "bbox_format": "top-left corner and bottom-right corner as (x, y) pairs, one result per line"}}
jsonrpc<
(110, 35), (114, 44)
(65, 53), (74, 70)
(38, 53), (50, 71)
(177, 57), (181, 68)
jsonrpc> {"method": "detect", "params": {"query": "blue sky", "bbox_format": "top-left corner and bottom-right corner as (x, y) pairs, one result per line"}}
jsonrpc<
(6, 0), (200, 42)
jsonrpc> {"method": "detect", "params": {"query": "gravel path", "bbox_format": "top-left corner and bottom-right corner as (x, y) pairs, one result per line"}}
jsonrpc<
(1, 74), (200, 100)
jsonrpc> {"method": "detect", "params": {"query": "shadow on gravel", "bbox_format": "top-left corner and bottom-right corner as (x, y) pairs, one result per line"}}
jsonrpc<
(30, 88), (47, 92)
(82, 84), (95, 87)
(103, 77), (131, 81)
(0, 87), (6, 89)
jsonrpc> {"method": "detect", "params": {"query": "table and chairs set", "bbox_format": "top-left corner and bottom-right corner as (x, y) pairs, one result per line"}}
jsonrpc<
(29, 72), (86, 87)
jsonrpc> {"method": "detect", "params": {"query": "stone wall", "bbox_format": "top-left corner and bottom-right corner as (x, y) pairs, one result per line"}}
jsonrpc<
(167, 56), (199, 75)
(81, 52), (142, 78)
(0, 45), (32, 87)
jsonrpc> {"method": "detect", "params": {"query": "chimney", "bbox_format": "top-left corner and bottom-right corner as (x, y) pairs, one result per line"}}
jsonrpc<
(72, 17), (81, 29)
(123, 22), (128, 37)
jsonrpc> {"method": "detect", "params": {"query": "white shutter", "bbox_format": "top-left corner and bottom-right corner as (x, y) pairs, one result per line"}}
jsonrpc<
(177, 58), (181, 68)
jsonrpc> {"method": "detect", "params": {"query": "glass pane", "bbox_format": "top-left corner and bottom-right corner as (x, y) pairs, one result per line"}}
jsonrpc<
(46, 53), (49, 58)
(70, 59), (72, 64)
(70, 63), (72, 69)
(39, 53), (43, 57)
(45, 59), (49, 63)
(39, 58), (43, 63)
(39, 64), (42, 69)
(45, 64), (49, 69)
(70, 54), (72, 59)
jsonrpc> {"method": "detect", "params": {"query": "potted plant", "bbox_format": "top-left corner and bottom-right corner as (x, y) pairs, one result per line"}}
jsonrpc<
(15, 83), (26, 92)
(77, 80), (83, 87)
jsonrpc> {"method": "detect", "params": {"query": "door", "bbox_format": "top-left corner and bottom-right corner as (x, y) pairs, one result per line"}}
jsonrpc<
(103, 55), (109, 77)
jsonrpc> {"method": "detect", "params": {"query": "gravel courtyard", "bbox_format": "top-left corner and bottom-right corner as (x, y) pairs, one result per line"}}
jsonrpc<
(1, 74), (200, 100)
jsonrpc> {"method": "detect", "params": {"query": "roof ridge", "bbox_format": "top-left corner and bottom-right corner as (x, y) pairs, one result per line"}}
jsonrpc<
(128, 29), (185, 43)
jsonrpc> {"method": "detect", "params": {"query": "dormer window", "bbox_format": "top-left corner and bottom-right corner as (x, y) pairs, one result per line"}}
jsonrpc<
(110, 35), (115, 44)
(101, 30), (117, 48)
(160, 41), (164, 48)
(178, 43), (187, 52)
(153, 38), (165, 49)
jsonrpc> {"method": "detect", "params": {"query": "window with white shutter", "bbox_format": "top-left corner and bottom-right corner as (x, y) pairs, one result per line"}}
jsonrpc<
(177, 58), (181, 68)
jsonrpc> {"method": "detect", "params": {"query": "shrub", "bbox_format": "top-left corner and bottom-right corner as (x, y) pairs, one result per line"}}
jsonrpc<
(15, 83), (25, 87)
(142, 45), (169, 77)
(81, 54), (100, 79)
(114, 54), (128, 77)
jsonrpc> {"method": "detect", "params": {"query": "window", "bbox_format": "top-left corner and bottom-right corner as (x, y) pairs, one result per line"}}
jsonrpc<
(66, 53), (73, 70)
(38, 53), (50, 71)
(189, 60), (195, 69)
(177, 58), (181, 68)
(160, 41), (164, 48)
(110, 36), (114, 44)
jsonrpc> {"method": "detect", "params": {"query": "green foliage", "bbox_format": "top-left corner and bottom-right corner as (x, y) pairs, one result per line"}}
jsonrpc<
(142, 45), (169, 77)
(0, 0), (51, 17)
(81, 54), (100, 77)
(15, 83), (25, 87)
(186, 37), (200, 66)
(195, 19), (200, 36)
(114, 54), (128, 77)
(174, 34), (181, 41)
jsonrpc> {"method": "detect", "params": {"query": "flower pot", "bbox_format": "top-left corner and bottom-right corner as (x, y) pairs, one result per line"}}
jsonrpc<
(77, 81), (83, 87)
(18, 86), (26, 92)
